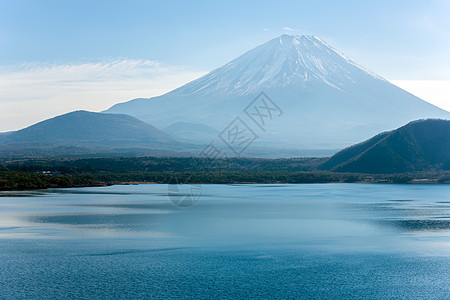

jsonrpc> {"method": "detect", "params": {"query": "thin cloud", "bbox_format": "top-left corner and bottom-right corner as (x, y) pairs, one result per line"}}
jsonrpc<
(0, 59), (206, 131)
(282, 27), (295, 31)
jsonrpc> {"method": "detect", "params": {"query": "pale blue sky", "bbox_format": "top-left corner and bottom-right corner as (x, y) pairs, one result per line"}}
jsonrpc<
(0, 0), (449, 131)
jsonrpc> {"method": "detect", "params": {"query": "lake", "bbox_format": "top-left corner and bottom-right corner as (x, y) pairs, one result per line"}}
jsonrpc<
(0, 183), (449, 299)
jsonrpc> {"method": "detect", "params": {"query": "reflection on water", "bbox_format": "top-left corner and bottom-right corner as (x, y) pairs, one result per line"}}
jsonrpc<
(2, 183), (449, 245)
(0, 183), (449, 298)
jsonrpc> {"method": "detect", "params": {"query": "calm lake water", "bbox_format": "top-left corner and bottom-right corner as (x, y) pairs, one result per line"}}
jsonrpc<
(0, 183), (449, 299)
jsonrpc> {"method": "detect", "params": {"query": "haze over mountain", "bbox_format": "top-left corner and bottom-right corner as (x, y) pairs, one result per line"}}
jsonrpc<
(106, 34), (449, 151)
(162, 122), (219, 144)
(0, 111), (190, 157)
(321, 119), (450, 173)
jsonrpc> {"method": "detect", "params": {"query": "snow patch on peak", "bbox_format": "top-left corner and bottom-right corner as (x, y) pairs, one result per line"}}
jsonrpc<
(171, 34), (388, 97)
(302, 35), (387, 82)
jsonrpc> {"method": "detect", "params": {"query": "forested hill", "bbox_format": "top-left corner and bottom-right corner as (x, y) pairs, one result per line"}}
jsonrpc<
(321, 119), (450, 173)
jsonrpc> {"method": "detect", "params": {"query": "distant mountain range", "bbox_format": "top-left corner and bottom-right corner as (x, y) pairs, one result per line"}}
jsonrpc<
(0, 110), (335, 158)
(321, 119), (450, 173)
(105, 34), (449, 150)
(0, 111), (194, 157)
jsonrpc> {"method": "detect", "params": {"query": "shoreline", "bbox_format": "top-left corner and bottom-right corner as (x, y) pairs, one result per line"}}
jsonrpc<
(1, 179), (447, 193)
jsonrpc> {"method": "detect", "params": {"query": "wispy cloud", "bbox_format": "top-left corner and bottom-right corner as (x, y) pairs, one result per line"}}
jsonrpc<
(0, 59), (206, 131)
(282, 27), (294, 31)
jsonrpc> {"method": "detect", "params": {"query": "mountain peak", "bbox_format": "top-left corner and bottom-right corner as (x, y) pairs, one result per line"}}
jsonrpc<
(105, 35), (449, 150)
(171, 34), (384, 97)
(278, 34), (320, 42)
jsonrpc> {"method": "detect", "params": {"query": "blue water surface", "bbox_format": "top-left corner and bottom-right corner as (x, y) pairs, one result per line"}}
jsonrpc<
(0, 183), (449, 299)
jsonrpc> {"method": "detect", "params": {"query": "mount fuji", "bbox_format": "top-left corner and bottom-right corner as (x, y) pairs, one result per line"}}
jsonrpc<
(106, 34), (449, 151)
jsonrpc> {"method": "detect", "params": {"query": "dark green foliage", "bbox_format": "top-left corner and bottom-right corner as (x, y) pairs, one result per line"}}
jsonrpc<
(343, 175), (360, 183)
(0, 156), (326, 174)
(386, 175), (413, 184)
(0, 156), (363, 189)
(0, 148), (448, 190)
(320, 132), (389, 170)
(438, 175), (450, 184)
(322, 119), (450, 174)
(0, 171), (100, 191)
(80, 171), (344, 185)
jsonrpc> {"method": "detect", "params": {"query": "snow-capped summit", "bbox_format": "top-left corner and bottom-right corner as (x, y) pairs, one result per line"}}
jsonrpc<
(106, 35), (449, 152)
(173, 34), (385, 97)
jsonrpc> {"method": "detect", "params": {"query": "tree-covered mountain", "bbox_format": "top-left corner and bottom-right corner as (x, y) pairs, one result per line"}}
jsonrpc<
(321, 119), (450, 173)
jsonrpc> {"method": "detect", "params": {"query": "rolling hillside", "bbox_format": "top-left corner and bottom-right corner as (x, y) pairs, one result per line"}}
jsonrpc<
(321, 119), (450, 173)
